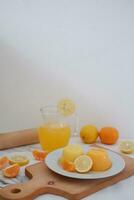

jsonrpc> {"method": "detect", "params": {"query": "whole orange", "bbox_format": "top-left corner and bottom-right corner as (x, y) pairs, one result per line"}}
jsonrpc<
(99, 127), (119, 145)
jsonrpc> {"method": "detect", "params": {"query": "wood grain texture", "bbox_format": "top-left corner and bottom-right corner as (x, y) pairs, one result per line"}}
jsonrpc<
(0, 149), (134, 200)
(0, 129), (39, 150)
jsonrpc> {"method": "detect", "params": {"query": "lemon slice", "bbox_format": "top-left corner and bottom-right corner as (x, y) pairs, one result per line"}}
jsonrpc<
(57, 98), (75, 116)
(9, 154), (29, 166)
(74, 155), (93, 173)
(120, 140), (134, 154)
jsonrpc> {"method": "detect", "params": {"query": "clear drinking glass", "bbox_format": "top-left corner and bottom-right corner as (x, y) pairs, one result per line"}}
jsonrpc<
(38, 106), (71, 152)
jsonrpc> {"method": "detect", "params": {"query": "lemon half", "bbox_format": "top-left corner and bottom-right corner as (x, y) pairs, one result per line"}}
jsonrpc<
(57, 99), (75, 116)
(9, 154), (29, 166)
(120, 140), (134, 154)
(74, 155), (93, 173)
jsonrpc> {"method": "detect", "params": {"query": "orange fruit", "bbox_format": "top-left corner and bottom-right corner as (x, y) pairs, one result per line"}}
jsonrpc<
(0, 156), (9, 170)
(99, 127), (119, 145)
(61, 161), (75, 172)
(3, 164), (20, 178)
(32, 149), (48, 161)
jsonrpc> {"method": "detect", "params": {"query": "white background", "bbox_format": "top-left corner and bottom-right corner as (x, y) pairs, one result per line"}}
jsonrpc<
(0, 0), (134, 138)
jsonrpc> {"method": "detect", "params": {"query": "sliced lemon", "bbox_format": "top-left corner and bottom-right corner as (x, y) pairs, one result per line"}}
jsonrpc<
(74, 155), (93, 173)
(57, 98), (75, 116)
(120, 140), (134, 154)
(9, 154), (29, 166)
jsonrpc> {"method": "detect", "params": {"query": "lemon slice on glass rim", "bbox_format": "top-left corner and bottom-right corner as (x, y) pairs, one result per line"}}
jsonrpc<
(74, 155), (93, 173)
(57, 98), (76, 116)
(120, 140), (134, 154)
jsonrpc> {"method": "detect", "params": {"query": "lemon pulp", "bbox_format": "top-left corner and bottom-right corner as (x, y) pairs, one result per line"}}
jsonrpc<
(120, 140), (134, 154)
(57, 98), (75, 116)
(9, 155), (29, 166)
(74, 155), (93, 173)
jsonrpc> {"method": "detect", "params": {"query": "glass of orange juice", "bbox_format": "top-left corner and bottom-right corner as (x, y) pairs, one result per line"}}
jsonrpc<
(38, 106), (71, 152)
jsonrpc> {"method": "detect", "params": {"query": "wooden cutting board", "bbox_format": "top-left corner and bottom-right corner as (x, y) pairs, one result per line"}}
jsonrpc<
(0, 150), (134, 200)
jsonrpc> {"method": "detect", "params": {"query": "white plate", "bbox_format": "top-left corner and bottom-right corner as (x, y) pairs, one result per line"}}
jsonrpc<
(45, 145), (125, 179)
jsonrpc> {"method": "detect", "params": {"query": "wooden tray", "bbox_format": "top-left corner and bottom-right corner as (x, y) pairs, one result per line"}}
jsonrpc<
(0, 149), (134, 200)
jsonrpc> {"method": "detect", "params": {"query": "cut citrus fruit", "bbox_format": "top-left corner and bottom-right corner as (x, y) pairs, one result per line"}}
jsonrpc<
(3, 164), (20, 178)
(57, 98), (75, 116)
(74, 155), (93, 173)
(0, 156), (9, 170)
(32, 149), (48, 161)
(61, 161), (75, 172)
(9, 154), (29, 166)
(120, 140), (134, 154)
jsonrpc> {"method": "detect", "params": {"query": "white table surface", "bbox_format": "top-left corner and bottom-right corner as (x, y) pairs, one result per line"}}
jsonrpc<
(0, 137), (134, 200)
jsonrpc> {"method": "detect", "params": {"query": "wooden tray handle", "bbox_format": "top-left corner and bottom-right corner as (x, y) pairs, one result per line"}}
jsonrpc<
(0, 179), (45, 200)
(0, 165), (44, 200)
(0, 164), (71, 200)
(0, 129), (39, 150)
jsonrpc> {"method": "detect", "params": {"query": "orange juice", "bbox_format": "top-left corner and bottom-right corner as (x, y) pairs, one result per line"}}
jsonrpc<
(38, 122), (71, 152)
